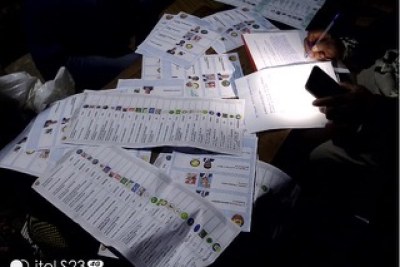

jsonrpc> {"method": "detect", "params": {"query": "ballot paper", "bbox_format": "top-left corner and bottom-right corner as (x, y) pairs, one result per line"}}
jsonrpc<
(116, 78), (186, 97)
(166, 134), (258, 232)
(0, 121), (64, 176)
(203, 7), (279, 53)
(212, 0), (326, 30)
(62, 91), (246, 155)
(26, 93), (85, 150)
(141, 53), (243, 98)
(254, 160), (293, 201)
(136, 12), (220, 69)
(32, 145), (241, 267)
(153, 152), (174, 171)
(0, 119), (152, 177)
(254, 0), (326, 30)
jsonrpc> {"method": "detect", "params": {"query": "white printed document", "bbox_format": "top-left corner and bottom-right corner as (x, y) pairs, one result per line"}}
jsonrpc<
(235, 61), (335, 133)
(202, 7), (278, 53)
(242, 30), (314, 70)
(62, 91), (246, 154)
(0, 121), (63, 177)
(213, 0), (326, 29)
(255, 0), (326, 30)
(166, 135), (258, 232)
(116, 79), (186, 97)
(141, 53), (243, 98)
(0, 118), (151, 177)
(26, 93), (85, 150)
(136, 12), (220, 69)
(32, 146), (240, 267)
(254, 160), (294, 202)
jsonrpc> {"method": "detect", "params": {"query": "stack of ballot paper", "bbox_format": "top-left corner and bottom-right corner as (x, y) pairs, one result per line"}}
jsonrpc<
(0, 7), (320, 267)
(212, 0), (327, 30)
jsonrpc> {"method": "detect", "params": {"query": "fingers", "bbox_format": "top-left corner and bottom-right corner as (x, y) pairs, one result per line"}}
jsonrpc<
(324, 105), (356, 122)
(305, 43), (332, 60)
(304, 31), (340, 60)
(311, 84), (351, 107)
(313, 93), (365, 124)
(312, 94), (348, 107)
(303, 38), (313, 55)
(310, 41), (338, 60)
(304, 31), (324, 55)
(313, 96), (335, 107)
(307, 30), (327, 43)
(310, 50), (329, 61)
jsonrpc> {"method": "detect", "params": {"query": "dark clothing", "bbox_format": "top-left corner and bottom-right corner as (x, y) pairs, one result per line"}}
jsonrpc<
(272, 8), (398, 267)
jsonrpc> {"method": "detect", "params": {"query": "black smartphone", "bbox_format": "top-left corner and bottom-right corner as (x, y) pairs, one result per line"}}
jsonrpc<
(305, 66), (346, 98)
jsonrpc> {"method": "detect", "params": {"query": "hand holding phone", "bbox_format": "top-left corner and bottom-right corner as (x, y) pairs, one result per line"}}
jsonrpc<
(305, 66), (347, 98)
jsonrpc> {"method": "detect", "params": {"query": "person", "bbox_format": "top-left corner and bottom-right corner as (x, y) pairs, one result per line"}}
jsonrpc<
(274, 10), (398, 267)
(212, 5), (397, 267)
(22, 0), (173, 91)
(302, 11), (398, 206)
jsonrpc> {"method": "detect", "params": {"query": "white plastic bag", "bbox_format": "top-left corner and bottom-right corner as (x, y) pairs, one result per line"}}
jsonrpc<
(0, 66), (75, 113)
(26, 66), (75, 112)
(0, 71), (40, 107)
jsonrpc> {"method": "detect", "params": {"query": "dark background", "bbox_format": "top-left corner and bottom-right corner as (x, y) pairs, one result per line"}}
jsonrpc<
(0, 0), (398, 76)
(0, 0), (26, 69)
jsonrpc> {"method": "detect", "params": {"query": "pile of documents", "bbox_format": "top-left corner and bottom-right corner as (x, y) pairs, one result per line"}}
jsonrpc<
(0, 3), (338, 266)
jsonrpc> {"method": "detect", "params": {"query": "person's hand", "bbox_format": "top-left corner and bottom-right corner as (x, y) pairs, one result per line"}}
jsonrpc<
(304, 30), (344, 61)
(312, 83), (376, 128)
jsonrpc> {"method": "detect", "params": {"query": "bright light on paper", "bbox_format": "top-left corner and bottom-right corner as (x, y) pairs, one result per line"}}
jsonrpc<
(236, 61), (334, 132)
